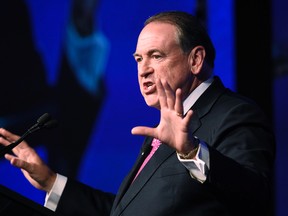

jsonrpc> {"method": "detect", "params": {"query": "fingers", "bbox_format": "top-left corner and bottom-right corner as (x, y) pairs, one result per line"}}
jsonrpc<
(5, 154), (27, 170)
(0, 128), (29, 157)
(6, 153), (39, 176)
(0, 128), (20, 146)
(156, 79), (183, 114)
(183, 109), (194, 125)
(175, 88), (183, 116)
(0, 136), (10, 146)
(162, 81), (175, 110)
(131, 126), (155, 138)
(156, 79), (168, 109)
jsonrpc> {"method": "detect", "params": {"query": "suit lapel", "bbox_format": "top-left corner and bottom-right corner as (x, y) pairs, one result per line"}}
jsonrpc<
(131, 143), (174, 185)
(111, 136), (153, 212)
(112, 143), (174, 216)
(188, 76), (227, 134)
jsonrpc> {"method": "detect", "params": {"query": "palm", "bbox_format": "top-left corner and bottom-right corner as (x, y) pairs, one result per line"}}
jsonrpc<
(132, 79), (195, 153)
(0, 128), (55, 192)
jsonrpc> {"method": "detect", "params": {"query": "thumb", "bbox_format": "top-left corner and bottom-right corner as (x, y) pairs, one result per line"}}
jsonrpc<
(131, 126), (155, 137)
(6, 154), (29, 172)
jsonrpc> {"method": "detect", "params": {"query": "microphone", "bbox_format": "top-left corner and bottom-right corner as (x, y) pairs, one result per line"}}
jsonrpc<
(0, 113), (58, 157)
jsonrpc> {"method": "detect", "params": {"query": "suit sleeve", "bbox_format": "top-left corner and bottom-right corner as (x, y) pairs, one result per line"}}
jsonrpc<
(56, 179), (115, 216)
(198, 101), (275, 214)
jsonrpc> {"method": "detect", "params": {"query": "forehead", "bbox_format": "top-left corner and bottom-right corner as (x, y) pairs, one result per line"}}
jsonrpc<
(135, 22), (178, 53)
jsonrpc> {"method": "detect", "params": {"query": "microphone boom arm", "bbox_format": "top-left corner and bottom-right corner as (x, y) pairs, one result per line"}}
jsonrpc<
(0, 113), (58, 158)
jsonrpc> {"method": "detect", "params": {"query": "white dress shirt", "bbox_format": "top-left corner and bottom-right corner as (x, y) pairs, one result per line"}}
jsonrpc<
(177, 77), (213, 182)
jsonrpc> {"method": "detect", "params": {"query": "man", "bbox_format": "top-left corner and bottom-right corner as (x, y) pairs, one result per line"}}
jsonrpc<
(0, 11), (275, 216)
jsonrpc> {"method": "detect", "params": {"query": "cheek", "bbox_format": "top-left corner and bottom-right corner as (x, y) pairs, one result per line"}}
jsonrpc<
(155, 64), (171, 80)
(166, 64), (191, 86)
(158, 66), (180, 88)
(138, 77), (144, 93)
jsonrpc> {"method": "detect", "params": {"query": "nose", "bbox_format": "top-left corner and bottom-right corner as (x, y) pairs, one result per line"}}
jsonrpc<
(138, 60), (153, 78)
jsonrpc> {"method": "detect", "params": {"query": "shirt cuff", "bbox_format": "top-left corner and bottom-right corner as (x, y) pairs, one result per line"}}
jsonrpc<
(44, 173), (67, 211)
(177, 141), (210, 183)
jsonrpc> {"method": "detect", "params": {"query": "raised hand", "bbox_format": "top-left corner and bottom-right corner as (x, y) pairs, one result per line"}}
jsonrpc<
(0, 128), (56, 192)
(131, 79), (197, 154)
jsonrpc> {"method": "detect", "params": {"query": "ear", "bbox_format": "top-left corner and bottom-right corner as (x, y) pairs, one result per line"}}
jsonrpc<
(188, 46), (206, 75)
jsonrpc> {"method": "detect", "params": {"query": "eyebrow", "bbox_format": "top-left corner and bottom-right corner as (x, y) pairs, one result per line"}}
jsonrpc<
(133, 49), (162, 58)
(132, 53), (140, 58)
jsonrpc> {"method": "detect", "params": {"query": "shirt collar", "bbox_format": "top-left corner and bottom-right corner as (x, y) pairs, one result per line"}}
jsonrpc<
(183, 77), (214, 115)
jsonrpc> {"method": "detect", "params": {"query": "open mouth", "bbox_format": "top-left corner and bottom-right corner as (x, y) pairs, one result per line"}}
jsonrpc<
(143, 81), (156, 93)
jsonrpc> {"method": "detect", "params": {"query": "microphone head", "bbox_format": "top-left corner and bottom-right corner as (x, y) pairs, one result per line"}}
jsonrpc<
(43, 119), (58, 129)
(37, 113), (51, 125)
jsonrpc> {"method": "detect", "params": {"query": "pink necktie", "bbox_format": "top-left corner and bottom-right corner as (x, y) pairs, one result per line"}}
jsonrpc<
(133, 138), (161, 180)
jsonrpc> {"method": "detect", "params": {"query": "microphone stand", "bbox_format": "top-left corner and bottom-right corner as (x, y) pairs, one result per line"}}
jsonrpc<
(0, 113), (58, 158)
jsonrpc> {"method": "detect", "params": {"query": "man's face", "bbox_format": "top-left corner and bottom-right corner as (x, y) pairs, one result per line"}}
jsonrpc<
(134, 22), (193, 109)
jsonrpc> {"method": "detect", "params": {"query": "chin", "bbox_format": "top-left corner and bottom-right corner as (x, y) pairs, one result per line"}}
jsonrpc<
(144, 99), (159, 109)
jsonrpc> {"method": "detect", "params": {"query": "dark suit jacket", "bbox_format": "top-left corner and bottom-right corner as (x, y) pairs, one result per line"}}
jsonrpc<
(56, 76), (275, 216)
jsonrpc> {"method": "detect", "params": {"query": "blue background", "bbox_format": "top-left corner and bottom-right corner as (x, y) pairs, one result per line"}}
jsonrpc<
(0, 0), (287, 215)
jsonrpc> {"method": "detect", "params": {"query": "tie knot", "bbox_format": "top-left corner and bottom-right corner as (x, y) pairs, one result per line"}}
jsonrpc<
(151, 138), (161, 148)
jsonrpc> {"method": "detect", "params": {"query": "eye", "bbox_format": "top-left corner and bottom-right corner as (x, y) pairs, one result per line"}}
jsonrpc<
(152, 54), (162, 60)
(135, 56), (143, 63)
